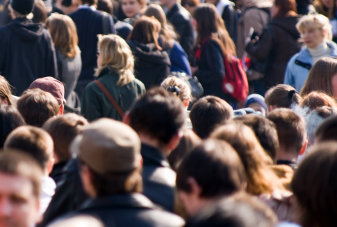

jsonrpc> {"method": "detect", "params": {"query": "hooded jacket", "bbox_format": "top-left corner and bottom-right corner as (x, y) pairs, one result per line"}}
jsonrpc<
(128, 41), (171, 89)
(246, 16), (302, 88)
(0, 18), (58, 95)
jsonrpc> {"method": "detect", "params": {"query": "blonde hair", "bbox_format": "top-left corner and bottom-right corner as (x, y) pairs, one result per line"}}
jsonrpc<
(296, 14), (332, 41)
(160, 77), (191, 103)
(0, 76), (13, 105)
(46, 13), (79, 58)
(95, 34), (135, 87)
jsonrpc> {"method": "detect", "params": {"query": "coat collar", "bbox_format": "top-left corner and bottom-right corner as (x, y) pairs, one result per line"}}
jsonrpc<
(141, 144), (171, 168)
(296, 41), (337, 65)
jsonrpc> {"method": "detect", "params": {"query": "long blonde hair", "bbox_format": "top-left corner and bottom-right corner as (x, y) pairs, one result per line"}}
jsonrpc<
(95, 34), (135, 86)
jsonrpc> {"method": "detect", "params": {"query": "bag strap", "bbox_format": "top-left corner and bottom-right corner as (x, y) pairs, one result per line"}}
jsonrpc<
(94, 80), (124, 118)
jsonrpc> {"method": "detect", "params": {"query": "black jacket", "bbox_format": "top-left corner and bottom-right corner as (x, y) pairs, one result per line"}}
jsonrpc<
(246, 16), (301, 88)
(128, 41), (171, 89)
(0, 18), (58, 95)
(166, 4), (194, 60)
(219, 2), (237, 44)
(49, 161), (68, 185)
(141, 144), (176, 212)
(59, 194), (185, 227)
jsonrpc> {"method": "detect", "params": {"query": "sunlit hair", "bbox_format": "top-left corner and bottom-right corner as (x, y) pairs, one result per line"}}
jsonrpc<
(296, 14), (332, 41)
(95, 34), (135, 87)
(301, 91), (337, 110)
(161, 77), (191, 103)
(46, 13), (79, 58)
(0, 76), (13, 105)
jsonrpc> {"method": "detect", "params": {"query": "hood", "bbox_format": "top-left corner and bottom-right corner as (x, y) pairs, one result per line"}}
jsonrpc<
(245, 0), (272, 8)
(271, 16), (301, 39)
(8, 18), (44, 42)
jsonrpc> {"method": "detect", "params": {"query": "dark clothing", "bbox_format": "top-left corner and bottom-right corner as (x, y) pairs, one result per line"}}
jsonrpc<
(113, 16), (132, 40)
(49, 161), (68, 185)
(128, 41), (171, 89)
(168, 41), (191, 76)
(166, 4), (194, 60)
(277, 160), (298, 171)
(81, 68), (145, 122)
(51, 5), (64, 14)
(246, 16), (301, 89)
(0, 18), (58, 95)
(141, 144), (176, 212)
(61, 194), (185, 227)
(217, 0), (237, 43)
(0, 0), (11, 26)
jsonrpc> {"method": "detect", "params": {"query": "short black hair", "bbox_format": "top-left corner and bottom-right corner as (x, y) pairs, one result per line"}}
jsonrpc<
(129, 88), (186, 145)
(190, 96), (233, 139)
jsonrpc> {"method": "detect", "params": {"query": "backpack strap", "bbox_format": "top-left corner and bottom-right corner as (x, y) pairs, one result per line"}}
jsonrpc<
(94, 80), (124, 118)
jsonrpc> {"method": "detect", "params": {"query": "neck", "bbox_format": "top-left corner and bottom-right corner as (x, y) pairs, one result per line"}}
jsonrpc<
(277, 148), (297, 162)
(165, 1), (177, 11)
(308, 42), (329, 56)
(138, 133), (170, 156)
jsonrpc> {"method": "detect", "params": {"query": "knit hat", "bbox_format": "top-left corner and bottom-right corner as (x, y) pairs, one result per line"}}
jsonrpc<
(10, 0), (35, 15)
(245, 94), (268, 113)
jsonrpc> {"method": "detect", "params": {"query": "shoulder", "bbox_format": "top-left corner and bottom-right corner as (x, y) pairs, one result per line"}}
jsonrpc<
(172, 5), (191, 22)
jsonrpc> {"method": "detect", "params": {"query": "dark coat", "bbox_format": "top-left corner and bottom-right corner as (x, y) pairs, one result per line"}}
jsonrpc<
(49, 161), (68, 185)
(59, 194), (185, 227)
(141, 144), (176, 212)
(128, 41), (171, 89)
(245, 16), (301, 88)
(0, 18), (58, 95)
(166, 4), (194, 60)
(81, 68), (145, 122)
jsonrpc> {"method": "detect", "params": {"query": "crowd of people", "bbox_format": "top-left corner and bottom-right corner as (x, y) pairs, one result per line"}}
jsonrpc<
(1, 0), (337, 226)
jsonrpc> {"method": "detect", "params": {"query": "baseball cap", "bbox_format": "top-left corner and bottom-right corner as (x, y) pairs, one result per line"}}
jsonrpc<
(29, 77), (66, 106)
(70, 119), (141, 174)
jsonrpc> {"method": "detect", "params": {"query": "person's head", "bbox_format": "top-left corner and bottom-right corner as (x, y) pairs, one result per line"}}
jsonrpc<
(292, 142), (337, 227)
(267, 108), (307, 160)
(161, 77), (191, 108)
(328, 0), (337, 18)
(128, 16), (162, 50)
(0, 106), (25, 149)
(48, 215), (104, 227)
(234, 115), (279, 163)
(95, 35), (135, 86)
(81, 0), (98, 6)
(211, 123), (284, 195)
(0, 76), (13, 105)
(159, 0), (177, 9)
(126, 88), (186, 154)
(190, 96), (233, 139)
(97, 0), (113, 14)
(271, 0), (297, 18)
(121, 0), (146, 18)
(296, 14), (332, 48)
(265, 84), (302, 112)
(300, 91), (337, 111)
(244, 94), (268, 116)
(0, 152), (42, 227)
(193, 4), (236, 59)
(315, 115), (337, 143)
(17, 89), (59, 127)
(176, 139), (246, 216)
(42, 114), (88, 164)
(71, 119), (142, 197)
(4, 126), (54, 175)
(181, 0), (200, 14)
(300, 57), (337, 98)
(45, 13), (79, 59)
(9, 0), (34, 18)
(32, 0), (47, 24)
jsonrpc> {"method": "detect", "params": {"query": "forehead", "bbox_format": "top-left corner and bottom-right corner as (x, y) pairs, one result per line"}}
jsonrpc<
(0, 172), (35, 199)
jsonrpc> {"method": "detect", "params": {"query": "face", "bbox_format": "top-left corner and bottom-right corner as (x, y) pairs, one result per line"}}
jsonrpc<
(182, 1), (197, 14)
(301, 28), (325, 48)
(331, 74), (337, 98)
(204, 0), (218, 5)
(121, 0), (143, 18)
(0, 173), (39, 227)
(248, 103), (266, 116)
(321, 0), (331, 7)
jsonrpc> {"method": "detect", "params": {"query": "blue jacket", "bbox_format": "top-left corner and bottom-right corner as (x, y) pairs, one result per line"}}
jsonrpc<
(170, 41), (191, 76)
(284, 41), (337, 92)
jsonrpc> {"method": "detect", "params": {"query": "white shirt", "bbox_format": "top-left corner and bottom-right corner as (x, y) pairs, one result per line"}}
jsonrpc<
(39, 176), (56, 216)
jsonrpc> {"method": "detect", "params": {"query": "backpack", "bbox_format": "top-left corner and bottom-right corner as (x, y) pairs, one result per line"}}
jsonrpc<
(195, 37), (249, 102)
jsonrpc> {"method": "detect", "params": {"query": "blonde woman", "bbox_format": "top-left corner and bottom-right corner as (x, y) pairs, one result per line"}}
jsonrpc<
(284, 14), (337, 92)
(81, 34), (146, 121)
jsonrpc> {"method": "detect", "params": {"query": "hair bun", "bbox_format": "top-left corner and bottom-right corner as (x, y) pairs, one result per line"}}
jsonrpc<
(288, 90), (297, 99)
(166, 86), (180, 96)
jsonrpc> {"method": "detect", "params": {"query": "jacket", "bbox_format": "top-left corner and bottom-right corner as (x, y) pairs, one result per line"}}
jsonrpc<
(113, 16), (132, 40)
(81, 68), (145, 122)
(166, 4), (194, 60)
(0, 18), (58, 95)
(168, 41), (191, 75)
(141, 144), (176, 212)
(49, 161), (68, 186)
(59, 194), (185, 227)
(284, 41), (337, 92)
(128, 41), (171, 89)
(245, 16), (301, 88)
(216, 0), (237, 43)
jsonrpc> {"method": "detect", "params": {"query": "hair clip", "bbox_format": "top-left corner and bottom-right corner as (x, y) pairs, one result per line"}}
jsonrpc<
(288, 90), (297, 99)
(166, 86), (180, 96)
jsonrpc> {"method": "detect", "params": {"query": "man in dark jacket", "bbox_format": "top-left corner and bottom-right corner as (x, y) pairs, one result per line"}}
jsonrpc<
(125, 88), (186, 212)
(69, 0), (116, 99)
(160, 0), (194, 60)
(0, 0), (58, 96)
(52, 119), (185, 227)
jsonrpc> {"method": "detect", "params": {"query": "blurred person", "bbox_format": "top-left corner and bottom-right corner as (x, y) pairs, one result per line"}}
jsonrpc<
(192, 4), (236, 103)
(121, 0), (146, 25)
(0, 75), (14, 105)
(244, 94), (268, 116)
(144, 4), (191, 75)
(189, 96), (233, 139)
(45, 14), (82, 110)
(300, 91), (337, 110)
(296, 0), (316, 15)
(48, 215), (103, 227)
(51, 0), (81, 14)
(82, 34), (145, 121)
(0, 0), (58, 96)
(124, 88), (186, 212)
(313, 0), (331, 16)
(160, 0), (194, 60)
(181, 0), (199, 14)
(42, 114), (88, 184)
(127, 16), (171, 89)
(284, 14), (337, 92)
(315, 114), (337, 143)
(161, 76), (191, 109)
(32, 0), (48, 24)
(17, 89), (59, 127)
(69, 0), (116, 99)
(4, 126), (56, 216)
(0, 152), (43, 227)
(265, 84), (302, 112)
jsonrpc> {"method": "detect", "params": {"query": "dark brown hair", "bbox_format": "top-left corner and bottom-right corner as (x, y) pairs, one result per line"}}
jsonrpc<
(315, 115), (337, 143)
(82, 0), (98, 6)
(273, 0), (297, 18)
(301, 91), (337, 111)
(265, 84), (302, 110)
(32, 0), (47, 24)
(97, 0), (113, 14)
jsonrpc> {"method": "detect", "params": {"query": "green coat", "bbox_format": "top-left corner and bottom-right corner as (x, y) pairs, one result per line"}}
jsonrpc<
(81, 68), (146, 121)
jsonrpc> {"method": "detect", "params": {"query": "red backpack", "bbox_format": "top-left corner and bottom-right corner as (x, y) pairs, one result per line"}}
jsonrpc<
(195, 37), (249, 102)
